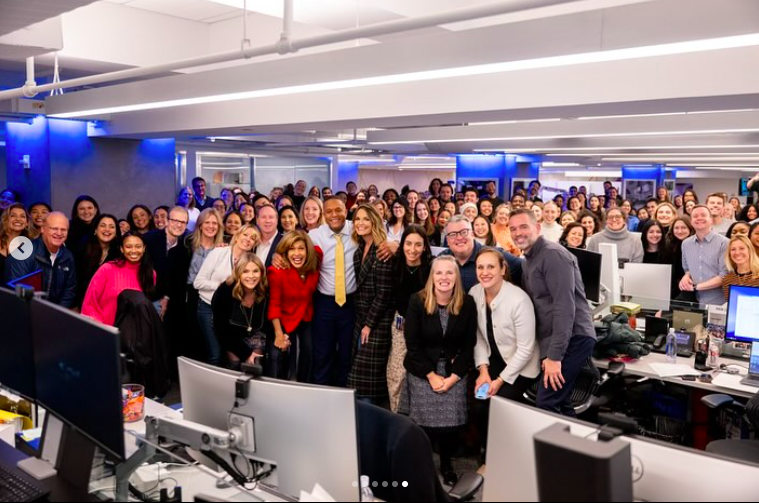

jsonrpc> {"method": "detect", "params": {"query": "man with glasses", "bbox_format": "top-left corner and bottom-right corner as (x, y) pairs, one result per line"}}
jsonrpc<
(586, 208), (644, 263)
(441, 215), (522, 291)
(144, 207), (190, 319)
(6, 212), (77, 308)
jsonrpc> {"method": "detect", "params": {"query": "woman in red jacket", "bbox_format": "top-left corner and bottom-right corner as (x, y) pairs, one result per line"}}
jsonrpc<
(267, 230), (321, 382)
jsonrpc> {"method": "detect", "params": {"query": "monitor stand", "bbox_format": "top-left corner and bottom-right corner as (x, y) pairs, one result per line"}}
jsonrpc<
(18, 414), (96, 490)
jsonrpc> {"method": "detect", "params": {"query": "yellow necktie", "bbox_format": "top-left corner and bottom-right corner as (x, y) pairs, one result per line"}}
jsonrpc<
(334, 234), (347, 307)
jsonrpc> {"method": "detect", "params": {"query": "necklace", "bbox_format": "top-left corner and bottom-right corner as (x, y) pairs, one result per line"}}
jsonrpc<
(240, 299), (255, 333)
(406, 265), (420, 275)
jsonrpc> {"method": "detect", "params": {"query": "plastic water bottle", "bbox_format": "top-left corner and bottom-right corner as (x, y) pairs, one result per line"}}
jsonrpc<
(360, 475), (374, 502)
(665, 328), (678, 364)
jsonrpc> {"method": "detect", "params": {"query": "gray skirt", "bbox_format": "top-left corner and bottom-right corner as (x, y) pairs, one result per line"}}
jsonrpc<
(405, 359), (468, 429)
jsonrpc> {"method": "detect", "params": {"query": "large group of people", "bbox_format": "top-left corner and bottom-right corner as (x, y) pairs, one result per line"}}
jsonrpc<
(1, 173), (758, 483)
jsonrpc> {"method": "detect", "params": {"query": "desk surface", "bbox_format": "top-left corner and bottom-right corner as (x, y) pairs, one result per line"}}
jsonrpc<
(595, 352), (757, 399)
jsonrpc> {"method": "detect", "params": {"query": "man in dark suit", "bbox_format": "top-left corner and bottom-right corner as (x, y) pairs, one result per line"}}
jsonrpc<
(143, 207), (190, 315)
(143, 206), (191, 372)
(254, 204), (283, 268)
(192, 177), (214, 211)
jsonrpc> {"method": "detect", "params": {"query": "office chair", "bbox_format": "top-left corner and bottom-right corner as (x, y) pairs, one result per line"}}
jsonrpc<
(524, 358), (625, 416)
(700, 392), (759, 463)
(356, 401), (484, 502)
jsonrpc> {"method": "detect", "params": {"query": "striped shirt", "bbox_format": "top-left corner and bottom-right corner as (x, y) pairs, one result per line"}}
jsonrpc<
(723, 272), (759, 301)
(682, 231), (729, 306)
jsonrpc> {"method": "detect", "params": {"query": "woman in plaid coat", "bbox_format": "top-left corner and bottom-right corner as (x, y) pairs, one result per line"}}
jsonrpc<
(347, 204), (396, 406)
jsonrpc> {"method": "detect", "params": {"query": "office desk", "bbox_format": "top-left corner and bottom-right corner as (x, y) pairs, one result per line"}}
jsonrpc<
(0, 440), (98, 502)
(595, 352), (757, 399)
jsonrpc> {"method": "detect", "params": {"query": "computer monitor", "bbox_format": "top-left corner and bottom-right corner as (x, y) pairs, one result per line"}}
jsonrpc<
(7, 270), (43, 292)
(0, 287), (36, 401)
(178, 357), (360, 502)
(725, 285), (759, 344)
(619, 263), (672, 311)
(568, 248), (602, 303)
(484, 397), (759, 502)
(30, 298), (124, 460)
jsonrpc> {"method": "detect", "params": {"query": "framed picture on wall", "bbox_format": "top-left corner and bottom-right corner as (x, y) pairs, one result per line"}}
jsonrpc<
(511, 178), (531, 199)
(676, 182), (694, 197)
(623, 179), (656, 204)
(458, 178), (498, 197)
(663, 179), (675, 196)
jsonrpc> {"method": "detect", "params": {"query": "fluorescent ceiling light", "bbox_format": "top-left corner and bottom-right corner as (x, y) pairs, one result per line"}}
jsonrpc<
(542, 162), (580, 167)
(371, 128), (759, 145)
(526, 145), (759, 151)
(601, 157), (759, 162)
(564, 170), (622, 178)
(50, 32), (759, 118)
(576, 109), (759, 120)
(694, 167), (757, 171)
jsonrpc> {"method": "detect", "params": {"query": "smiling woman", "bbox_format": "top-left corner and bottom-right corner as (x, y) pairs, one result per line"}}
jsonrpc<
(75, 214), (122, 309)
(81, 233), (156, 327)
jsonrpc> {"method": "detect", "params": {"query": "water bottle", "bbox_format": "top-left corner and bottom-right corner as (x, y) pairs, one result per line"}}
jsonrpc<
(665, 328), (678, 364)
(360, 475), (374, 502)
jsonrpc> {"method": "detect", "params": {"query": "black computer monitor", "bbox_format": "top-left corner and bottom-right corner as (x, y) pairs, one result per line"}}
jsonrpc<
(568, 248), (602, 303)
(725, 285), (759, 345)
(30, 298), (125, 460)
(0, 287), (36, 401)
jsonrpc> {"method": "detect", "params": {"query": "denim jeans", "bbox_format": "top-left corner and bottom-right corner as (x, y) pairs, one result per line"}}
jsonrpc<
(197, 300), (221, 366)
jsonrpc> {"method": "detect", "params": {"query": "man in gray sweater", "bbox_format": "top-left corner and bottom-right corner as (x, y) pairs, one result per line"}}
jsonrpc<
(510, 209), (597, 416)
(586, 208), (644, 263)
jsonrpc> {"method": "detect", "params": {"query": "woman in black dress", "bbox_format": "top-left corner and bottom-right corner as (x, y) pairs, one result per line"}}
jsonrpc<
(403, 255), (476, 486)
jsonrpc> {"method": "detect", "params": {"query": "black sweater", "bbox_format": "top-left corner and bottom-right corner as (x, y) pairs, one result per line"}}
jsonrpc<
(211, 282), (270, 362)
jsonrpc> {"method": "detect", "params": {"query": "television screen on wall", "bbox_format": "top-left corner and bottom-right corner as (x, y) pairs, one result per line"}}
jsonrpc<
(740, 178), (751, 196)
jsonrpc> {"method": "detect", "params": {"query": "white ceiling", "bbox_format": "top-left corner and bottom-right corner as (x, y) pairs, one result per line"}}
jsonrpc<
(0, 0), (100, 36)
(3, 0), (759, 174)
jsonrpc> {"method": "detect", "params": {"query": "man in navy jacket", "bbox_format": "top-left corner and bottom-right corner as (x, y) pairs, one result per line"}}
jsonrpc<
(6, 212), (77, 308)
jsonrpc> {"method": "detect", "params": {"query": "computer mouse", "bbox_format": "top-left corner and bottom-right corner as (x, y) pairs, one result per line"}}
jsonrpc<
(654, 334), (666, 348)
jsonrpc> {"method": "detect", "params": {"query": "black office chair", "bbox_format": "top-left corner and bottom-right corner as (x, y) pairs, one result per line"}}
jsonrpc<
(700, 392), (759, 463)
(356, 401), (483, 502)
(524, 358), (625, 416)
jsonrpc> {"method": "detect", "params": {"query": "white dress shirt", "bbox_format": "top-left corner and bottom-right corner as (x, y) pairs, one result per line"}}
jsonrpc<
(255, 233), (278, 265)
(309, 222), (359, 296)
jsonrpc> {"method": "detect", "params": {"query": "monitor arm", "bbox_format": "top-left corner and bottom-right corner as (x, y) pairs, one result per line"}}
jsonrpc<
(115, 416), (248, 502)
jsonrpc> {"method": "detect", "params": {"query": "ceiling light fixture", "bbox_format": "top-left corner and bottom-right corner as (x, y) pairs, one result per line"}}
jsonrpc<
(49, 32), (759, 118)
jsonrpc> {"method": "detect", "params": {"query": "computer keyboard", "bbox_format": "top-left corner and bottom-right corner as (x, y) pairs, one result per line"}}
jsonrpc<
(0, 462), (50, 502)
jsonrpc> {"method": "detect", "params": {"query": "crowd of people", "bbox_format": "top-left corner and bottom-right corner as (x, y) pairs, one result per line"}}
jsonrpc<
(1, 173), (758, 483)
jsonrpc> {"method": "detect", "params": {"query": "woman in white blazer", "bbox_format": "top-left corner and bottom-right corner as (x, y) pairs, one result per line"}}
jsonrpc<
(469, 247), (540, 400)
(194, 224), (259, 366)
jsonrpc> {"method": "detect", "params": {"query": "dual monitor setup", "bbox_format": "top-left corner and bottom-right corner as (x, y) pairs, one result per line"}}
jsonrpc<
(0, 282), (363, 501)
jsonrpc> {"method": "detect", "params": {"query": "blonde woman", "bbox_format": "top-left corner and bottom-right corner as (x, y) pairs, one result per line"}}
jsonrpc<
(722, 235), (759, 300)
(491, 204), (521, 257)
(654, 202), (678, 232)
(347, 205), (395, 405)
(402, 255), (476, 486)
(299, 196), (325, 232)
(211, 253), (270, 370)
(195, 224), (260, 366)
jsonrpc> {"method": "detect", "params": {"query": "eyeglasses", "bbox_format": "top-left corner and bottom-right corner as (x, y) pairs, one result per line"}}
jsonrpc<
(607, 215), (624, 221)
(446, 229), (471, 240)
(169, 218), (189, 225)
